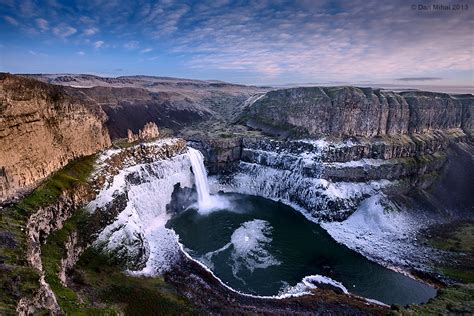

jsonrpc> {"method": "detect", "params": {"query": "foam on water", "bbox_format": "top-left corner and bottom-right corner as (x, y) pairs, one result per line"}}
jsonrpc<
(280, 274), (349, 296)
(230, 219), (281, 274)
(198, 219), (281, 281)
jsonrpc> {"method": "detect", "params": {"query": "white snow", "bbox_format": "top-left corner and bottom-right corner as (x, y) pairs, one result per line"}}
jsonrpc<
(91, 152), (195, 275)
(321, 194), (441, 269)
(324, 158), (397, 169)
(213, 161), (393, 220)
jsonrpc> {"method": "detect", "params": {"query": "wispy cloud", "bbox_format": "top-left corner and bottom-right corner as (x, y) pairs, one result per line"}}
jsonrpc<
(28, 50), (48, 57)
(0, 0), (472, 85)
(3, 15), (18, 26)
(52, 24), (77, 38)
(396, 77), (442, 81)
(83, 27), (99, 36)
(77, 51), (85, 56)
(94, 40), (104, 48)
(35, 18), (48, 31)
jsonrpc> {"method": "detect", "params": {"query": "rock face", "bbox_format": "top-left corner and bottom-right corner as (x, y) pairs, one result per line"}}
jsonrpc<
(15, 138), (188, 314)
(188, 137), (242, 174)
(0, 74), (111, 203)
(242, 87), (474, 138)
(127, 122), (160, 143)
(27, 74), (268, 139)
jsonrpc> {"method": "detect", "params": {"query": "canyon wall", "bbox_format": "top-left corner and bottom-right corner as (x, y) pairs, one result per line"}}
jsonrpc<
(15, 138), (188, 314)
(242, 87), (474, 138)
(0, 74), (111, 203)
(28, 74), (267, 139)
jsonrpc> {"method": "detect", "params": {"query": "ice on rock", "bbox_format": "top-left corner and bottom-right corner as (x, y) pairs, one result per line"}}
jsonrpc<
(92, 152), (195, 274)
(321, 194), (441, 270)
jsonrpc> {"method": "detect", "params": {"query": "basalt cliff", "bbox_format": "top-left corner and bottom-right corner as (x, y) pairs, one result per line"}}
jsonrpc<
(240, 86), (473, 138)
(0, 74), (111, 203)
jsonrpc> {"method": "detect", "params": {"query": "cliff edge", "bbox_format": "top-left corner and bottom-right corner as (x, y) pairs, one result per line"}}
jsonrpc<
(0, 74), (111, 203)
(241, 87), (474, 138)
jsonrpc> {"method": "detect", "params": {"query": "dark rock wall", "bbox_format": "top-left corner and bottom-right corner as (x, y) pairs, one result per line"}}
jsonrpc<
(243, 87), (474, 138)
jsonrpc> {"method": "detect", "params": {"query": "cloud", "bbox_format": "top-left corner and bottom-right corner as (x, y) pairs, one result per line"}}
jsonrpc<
(83, 27), (99, 36)
(124, 40), (139, 49)
(94, 40), (104, 48)
(35, 18), (49, 31)
(52, 24), (77, 38)
(1, 0), (472, 84)
(77, 51), (85, 56)
(396, 77), (442, 81)
(168, 0), (474, 82)
(28, 50), (47, 57)
(3, 15), (18, 26)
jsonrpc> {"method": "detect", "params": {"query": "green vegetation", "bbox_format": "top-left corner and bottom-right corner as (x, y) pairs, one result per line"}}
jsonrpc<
(16, 155), (96, 212)
(41, 209), (116, 315)
(0, 155), (95, 314)
(72, 248), (194, 315)
(113, 138), (136, 149)
(40, 207), (194, 314)
(400, 284), (474, 315)
(426, 222), (474, 284)
(401, 221), (474, 314)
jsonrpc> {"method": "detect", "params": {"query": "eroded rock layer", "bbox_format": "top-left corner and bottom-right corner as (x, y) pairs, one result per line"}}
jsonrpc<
(242, 87), (474, 137)
(0, 74), (111, 203)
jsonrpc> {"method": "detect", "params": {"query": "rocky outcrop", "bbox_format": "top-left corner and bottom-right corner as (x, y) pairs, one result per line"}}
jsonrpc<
(16, 275), (60, 315)
(188, 137), (242, 174)
(15, 138), (188, 314)
(59, 231), (84, 286)
(16, 182), (95, 315)
(0, 74), (111, 204)
(242, 87), (474, 138)
(127, 122), (160, 143)
(91, 139), (192, 271)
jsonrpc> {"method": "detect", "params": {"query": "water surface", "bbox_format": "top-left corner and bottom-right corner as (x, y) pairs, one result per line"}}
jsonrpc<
(167, 193), (436, 305)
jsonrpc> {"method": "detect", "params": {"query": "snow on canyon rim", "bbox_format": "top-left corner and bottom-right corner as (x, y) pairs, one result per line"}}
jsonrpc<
(89, 142), (436, 305)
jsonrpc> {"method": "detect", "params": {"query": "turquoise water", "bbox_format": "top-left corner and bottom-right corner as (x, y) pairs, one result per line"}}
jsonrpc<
(167, 193), (437, 306)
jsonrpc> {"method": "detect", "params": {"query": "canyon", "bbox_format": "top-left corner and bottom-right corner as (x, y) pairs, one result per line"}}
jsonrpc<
(0, 73), (473, 314)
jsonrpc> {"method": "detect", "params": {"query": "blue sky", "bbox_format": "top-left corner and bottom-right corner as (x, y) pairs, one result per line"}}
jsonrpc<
(0, 0), (473, 85)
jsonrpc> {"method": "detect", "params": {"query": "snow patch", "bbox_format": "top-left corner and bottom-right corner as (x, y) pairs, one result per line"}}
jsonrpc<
(321, 194), (440, 269)
(91, 152), (195, 274)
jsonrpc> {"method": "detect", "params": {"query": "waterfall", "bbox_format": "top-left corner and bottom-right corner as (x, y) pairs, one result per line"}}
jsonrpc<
(187, 147), (230, 213)
(187, 147), (212, 208)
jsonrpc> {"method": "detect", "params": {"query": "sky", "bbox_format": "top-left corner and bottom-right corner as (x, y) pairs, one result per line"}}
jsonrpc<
(0, 0), (473, 86)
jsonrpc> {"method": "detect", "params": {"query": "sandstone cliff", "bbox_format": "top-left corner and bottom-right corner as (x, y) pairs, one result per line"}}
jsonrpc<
(0, 74), (111, 203)
(242, 87), (474, 138)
